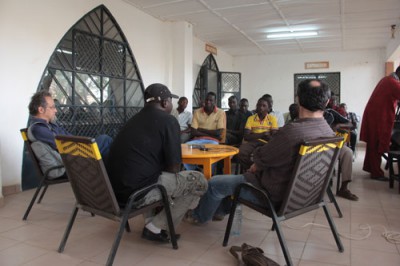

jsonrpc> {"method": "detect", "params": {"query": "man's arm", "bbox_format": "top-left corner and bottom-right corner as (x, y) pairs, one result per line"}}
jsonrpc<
(191, 127), (223, 140)
(252, 129), (292, 170)
(243, 129), (270, 142)
(164, 163), (181, 173)
(30, 123), (58, 150)
(162, 117), (183, 173)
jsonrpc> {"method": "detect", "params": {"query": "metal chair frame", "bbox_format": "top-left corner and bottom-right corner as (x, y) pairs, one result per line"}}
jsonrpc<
(20, 128), (69, 220)
(55, 135), (178, 266)
(222, 136), (345, 266)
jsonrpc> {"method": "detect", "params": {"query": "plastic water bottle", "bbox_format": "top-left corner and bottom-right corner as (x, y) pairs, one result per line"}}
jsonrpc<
(231, 204), (242, 236)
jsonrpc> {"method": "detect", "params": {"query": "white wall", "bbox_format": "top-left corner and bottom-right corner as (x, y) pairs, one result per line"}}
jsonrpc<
(193, 37), (234, 88)
(233, 49), (386, 116)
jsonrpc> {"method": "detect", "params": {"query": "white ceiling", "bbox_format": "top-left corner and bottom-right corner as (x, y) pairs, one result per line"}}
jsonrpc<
(124, 0), (400, 56)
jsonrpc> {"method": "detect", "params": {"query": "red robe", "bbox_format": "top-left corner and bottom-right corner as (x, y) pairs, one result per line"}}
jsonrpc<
(360, 74), (400, 177)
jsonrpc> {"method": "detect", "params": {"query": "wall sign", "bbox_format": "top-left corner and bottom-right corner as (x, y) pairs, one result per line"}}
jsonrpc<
(205, 43), (217, 55)
(305, 61), (329, 69)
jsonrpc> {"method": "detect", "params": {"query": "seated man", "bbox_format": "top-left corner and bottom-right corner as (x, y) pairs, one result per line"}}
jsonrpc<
(262, 94), (285, 127)
(284, 103), (299, 125)
(28, 91), (112, 178)
(184, 91), (226, 170)
(171, 96), (192, 143)
(239, 98), (253, 120)
(107, 83), (208, 243)
(189, 91), (226, 144)
(324, 106), (358, 201)
(338, 103), (359, 153)
(238, 97), (278, 171)
(225, 95), (246, 146)
(184, 79), (346, 224)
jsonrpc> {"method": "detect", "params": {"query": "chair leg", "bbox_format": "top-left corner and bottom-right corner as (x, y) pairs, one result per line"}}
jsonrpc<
(326, 186), (343, 218)
(125, 221), (131, 232)
(336, 162), (341, 195)
(37, 185), (49, 203)
(234, 162), (240, 175)
(22, 181), (44, 220)
(163, 195), (178, 250)
(222, 200), (238, 246)
(272, 219), (293, 266)
(271, 222), (275, 231)
(107, 215), (129, 266)
(58, 207), (79, 252)
(389, 153), (394, 188)
(322, 204), (344, 252)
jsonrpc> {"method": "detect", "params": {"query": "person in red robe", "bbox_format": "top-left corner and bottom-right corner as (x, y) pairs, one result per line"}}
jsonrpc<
(360, 66), (400, 180)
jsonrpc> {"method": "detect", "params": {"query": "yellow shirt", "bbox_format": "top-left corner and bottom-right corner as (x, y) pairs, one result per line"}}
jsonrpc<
(192, 107), (226, 142)
(245, 113), (278, 133)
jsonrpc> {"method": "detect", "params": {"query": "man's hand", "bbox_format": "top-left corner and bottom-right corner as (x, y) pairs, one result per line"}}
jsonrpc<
(248, 163), (257, 173)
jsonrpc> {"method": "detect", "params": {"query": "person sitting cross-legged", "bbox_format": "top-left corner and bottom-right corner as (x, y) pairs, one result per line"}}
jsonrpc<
(184, 79), (340, 224)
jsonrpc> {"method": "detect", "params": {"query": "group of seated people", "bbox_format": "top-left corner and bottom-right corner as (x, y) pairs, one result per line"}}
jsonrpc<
(26, 79), (358, 245)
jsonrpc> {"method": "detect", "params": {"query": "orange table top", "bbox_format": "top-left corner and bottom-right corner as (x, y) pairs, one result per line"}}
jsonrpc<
(181, 144), (239, 159)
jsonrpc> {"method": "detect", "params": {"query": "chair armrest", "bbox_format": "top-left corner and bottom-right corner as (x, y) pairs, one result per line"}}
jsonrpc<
(124, 183), (170, 212)
(233, 182), (276, 211)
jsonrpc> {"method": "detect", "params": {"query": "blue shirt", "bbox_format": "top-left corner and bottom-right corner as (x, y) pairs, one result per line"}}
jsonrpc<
(29, 117), (71, 151)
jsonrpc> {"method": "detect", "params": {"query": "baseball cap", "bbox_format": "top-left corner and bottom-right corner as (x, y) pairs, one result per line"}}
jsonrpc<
(144, 83), (179, 103)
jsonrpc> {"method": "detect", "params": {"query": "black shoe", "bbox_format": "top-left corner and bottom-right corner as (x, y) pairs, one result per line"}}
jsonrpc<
(141, 227), (180, 243)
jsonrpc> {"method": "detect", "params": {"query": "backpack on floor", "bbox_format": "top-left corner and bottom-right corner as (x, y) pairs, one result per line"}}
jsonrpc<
(230, 243), (280, 266)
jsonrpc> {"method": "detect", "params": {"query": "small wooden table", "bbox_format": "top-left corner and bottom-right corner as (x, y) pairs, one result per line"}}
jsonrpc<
(181, 144), (239, 179)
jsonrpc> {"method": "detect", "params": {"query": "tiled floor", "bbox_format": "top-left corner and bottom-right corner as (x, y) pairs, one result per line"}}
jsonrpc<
(0, 146), (400, 265)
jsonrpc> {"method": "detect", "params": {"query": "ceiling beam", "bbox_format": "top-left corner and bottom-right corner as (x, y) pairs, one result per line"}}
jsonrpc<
(197, 0), (267, 54)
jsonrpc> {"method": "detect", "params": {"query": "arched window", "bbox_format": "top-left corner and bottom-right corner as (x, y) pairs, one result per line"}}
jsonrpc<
(36, 4), (144, 138)
(193, 54), (241, 110)
(22, 5), (144, 189)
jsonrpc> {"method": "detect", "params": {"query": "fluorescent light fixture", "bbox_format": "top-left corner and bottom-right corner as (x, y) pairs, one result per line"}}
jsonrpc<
(267, 31), (318, 39)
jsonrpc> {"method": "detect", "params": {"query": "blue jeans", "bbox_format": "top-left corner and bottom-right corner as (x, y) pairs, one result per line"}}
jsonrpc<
(192, 174), (264, 223)
(95, 134), (113, 161)
(183, 139), (219, 170)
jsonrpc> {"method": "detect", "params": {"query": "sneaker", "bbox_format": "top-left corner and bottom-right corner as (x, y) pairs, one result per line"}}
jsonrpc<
(337, 189), (359, 201)
(184, 209), (201, 225)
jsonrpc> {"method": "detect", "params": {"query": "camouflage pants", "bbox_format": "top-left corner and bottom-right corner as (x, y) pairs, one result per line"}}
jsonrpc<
(142, 170), (208, 231)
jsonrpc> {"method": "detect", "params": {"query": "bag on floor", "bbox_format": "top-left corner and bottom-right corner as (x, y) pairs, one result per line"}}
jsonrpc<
(230, 243), (280, 266)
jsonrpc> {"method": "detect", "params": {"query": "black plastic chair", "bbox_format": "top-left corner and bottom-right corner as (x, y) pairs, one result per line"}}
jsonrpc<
(20, 128), (69, 220)
(55, 135), (178, 266)
(222, 136), (344, 266)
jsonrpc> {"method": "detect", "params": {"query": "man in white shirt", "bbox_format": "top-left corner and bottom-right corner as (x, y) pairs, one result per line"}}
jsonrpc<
(262, 94), (285, 127)
(171, 96), (192, 143)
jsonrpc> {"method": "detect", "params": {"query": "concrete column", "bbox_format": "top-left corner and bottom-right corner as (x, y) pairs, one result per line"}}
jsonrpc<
(171, 21), (193, 110)
(0, 141), (4, 207)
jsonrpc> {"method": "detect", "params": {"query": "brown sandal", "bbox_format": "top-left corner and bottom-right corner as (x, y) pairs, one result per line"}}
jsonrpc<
(337, 189), (359, 201)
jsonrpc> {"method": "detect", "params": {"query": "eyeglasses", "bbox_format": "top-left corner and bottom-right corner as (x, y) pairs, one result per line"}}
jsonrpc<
(45, 105), (56, 110)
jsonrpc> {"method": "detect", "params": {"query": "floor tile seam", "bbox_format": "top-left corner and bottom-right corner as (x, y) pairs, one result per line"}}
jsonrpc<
(298, 258), (349, 266)
(350, 244), (400, 255)
(0, 242), (52, 263)
(0, 236), (21, 251)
